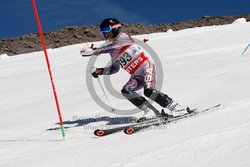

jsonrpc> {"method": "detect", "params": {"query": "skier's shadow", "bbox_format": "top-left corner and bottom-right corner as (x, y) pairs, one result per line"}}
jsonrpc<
(47, 116), (137, 131)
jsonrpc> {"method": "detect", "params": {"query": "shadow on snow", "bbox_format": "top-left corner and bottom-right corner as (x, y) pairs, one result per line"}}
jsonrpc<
(47, 116), (137, 131)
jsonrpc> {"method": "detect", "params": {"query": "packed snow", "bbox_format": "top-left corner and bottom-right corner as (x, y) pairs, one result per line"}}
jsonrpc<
(0, 20), (250, 167)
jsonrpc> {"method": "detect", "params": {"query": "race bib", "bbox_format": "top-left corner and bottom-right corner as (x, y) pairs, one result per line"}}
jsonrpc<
(117, 52), (133, 68)
(116, 44), (148, 74)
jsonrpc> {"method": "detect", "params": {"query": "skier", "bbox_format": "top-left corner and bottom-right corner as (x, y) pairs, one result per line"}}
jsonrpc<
(81, 18), (188, 121)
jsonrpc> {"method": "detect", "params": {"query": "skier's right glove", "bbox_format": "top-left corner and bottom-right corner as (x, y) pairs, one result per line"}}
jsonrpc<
(80, 47), (95, 57)
(91, 67), (104, 78)
(80, 43), (100, 57)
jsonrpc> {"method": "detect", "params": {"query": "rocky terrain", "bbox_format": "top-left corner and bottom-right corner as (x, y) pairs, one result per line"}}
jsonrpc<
(1, 14), (250, 56)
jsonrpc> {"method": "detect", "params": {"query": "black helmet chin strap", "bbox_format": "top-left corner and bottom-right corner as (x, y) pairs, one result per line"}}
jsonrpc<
(112, 27), (121, 38)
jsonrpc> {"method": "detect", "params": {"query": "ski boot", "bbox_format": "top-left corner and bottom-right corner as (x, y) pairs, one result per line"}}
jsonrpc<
(137, 105), (162, 123)
(165, 101), (194, 116)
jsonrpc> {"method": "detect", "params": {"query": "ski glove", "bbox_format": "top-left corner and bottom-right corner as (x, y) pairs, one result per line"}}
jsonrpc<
(80, 47), (95, 57)
(80, 44), (98, 57)
(92, 68), (104, 78)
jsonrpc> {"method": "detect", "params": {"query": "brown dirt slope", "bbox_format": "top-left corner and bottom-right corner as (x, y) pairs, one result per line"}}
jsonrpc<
(1, 14), (249, 56)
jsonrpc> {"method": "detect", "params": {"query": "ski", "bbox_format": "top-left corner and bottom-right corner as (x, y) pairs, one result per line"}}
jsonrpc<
(124, 104), (221, 135)
(94, 117), (161, 137)
(94, 104), (221, 136)
(94, 126), (126, 137)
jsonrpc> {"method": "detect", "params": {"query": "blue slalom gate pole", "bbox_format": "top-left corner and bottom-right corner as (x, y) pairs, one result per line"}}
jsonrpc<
(241, 42), (250, 55)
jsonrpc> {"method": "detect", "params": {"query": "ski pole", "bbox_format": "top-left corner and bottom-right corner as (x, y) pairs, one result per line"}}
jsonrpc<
(96, 77), (116, 112)
(242, 42), (250, 55)
(90, 67), (115, 112)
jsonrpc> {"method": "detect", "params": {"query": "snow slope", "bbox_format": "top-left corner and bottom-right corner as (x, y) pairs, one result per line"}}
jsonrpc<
(0, 19), (250, 167)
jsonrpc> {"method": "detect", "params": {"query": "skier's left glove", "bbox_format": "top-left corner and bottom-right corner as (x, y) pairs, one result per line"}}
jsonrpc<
(91, 67), (104, 78)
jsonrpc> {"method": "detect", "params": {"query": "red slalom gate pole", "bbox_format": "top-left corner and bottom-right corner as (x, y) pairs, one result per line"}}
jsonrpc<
(31, 0), (65, 139)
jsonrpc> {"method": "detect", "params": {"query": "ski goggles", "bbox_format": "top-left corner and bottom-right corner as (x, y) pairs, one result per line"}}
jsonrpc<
(100, 23), (121, 37)
(100, 27), (112, 38)
(100, 27), (112, 33)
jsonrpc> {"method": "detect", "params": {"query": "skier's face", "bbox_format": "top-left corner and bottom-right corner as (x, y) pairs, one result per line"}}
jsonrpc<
(105, 32), (113, 39)
(101, 31), (113, 39)
(100, 26), (113, 39)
